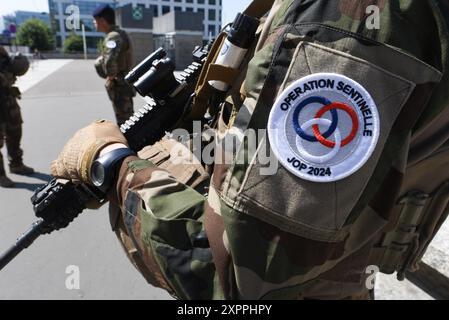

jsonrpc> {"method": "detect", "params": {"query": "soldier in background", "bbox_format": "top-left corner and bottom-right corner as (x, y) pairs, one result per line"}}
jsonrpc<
(93, 4), (135, 126)
(0, 46), (34, 188)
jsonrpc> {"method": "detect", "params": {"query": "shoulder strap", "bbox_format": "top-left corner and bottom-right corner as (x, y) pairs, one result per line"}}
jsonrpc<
(188, 0), (275, 120)
(244, 0), (276, 18)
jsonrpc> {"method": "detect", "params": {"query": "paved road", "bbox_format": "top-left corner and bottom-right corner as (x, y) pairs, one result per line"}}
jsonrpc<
(0, 60), (171, 300)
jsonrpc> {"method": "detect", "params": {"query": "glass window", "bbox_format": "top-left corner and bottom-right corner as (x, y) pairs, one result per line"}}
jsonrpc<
(197, 8), (205, 18)
(86, 36), (103, 49)
(208, 9), (215, 20)
(62, 1), (110, 16)
(208, 24), (215, 36)
(48, 0), (58, 14)
(150, 5), (158, 17)
(81, 18), (95, 31)
(56, 36), (62, 48)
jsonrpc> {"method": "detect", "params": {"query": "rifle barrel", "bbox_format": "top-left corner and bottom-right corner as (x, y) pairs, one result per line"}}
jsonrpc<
(0, 220), (44, 271)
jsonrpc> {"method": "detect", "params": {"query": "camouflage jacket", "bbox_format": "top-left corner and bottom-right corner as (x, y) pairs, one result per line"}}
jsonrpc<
(100, 25), (133, 78)
(0, 47), (16, 89)
(0, 47), (20, 123)
(109, 0), (449, 299)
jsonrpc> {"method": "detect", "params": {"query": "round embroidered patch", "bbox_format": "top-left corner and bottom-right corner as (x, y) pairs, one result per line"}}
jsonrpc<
(106, 40), (117, 49)
(268, 73), (380, 183)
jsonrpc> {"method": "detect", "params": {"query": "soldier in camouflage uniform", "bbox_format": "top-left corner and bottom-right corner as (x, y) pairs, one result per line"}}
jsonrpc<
(93, 4), (135, 126)
(51, 0), (449, 299)
(0, 46), (34, 188)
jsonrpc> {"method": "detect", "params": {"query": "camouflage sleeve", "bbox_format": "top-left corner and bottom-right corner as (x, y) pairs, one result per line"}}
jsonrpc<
(102, 32), (123, 77)
(106, 0), (447, 301)
(111, 157), (220, 299)
(0, 72), (19, 98)
(0, 72), (7, 88)
(0, 72), (15, 88)
(201, 0), (446, 300)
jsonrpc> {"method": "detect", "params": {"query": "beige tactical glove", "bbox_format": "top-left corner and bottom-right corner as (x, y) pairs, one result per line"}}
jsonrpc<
(51, 120), (128, 185)
(94, 56), (107, 79)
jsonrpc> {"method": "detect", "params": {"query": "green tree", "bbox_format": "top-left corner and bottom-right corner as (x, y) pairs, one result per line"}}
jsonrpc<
(16, 19), (54, 51)
(63, 34), (84, 53)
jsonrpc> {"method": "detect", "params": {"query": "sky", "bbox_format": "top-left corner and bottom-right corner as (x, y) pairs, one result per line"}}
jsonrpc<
(222, 1), (252, 25)
(0, 0), (251, 25)
(0, 0), (49, 16)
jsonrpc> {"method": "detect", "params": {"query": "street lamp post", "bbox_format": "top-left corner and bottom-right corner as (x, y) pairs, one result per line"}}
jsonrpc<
(82, 23), (87, 60)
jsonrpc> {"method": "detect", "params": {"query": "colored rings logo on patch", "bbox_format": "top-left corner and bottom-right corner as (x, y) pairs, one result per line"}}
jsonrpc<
(292, 96), (360, 164)
(293, 96), (359, 147)
(268, 73), (380, 183)
(313, 102), (358, 148)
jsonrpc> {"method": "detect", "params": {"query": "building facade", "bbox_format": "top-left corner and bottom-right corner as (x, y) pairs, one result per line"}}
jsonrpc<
(115, 4), (154, 64)
(1, 11), (51, 45)
(48, 0), (109, 49)
(153, 10), (204, 68)
(1, 15), (16, 32)
(2, 11), (51, 32)
(48, 0), (222, 50)
(15, 11), (51, 27)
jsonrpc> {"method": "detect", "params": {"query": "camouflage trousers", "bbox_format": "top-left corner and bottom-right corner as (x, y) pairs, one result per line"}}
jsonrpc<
(0, 98), (24, 176)
(106, 85), (134, 126)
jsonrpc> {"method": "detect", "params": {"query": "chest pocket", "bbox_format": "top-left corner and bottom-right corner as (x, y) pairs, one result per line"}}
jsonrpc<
(216, 24), (442, 243)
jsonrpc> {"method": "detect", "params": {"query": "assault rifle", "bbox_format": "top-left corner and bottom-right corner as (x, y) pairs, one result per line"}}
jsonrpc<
(0, 42), (213, 271)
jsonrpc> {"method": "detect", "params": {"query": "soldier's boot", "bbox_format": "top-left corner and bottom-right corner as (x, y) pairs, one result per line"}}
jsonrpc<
(6, 124), (34, 175)
(0, 175), (15, 188)
(7, 145), (35, 175)
(0, 156), (15, 188)
(9, 153), (35, 175)
(9, 163), (35, 175)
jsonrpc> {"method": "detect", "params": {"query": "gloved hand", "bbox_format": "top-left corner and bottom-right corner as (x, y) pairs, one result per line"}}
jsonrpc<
(94, 56), (107, 79)
(51, 120), (128, 185)
(10, 86), (21, 99)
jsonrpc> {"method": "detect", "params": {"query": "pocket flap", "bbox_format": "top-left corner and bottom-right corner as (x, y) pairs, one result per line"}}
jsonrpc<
(220, 36), (442, 242)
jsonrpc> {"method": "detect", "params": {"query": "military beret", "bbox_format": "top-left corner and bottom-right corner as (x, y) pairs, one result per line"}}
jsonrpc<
(92, 4), (114, 18)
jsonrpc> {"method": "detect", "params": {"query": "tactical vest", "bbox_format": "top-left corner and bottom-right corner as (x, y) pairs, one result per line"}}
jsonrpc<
(189, 0), (448, 298)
